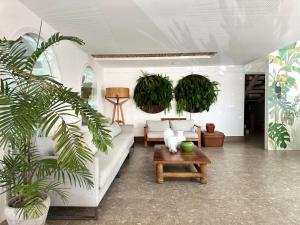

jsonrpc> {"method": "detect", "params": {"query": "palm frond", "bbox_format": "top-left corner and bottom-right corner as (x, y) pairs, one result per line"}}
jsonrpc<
(24, 33), (84, 72)
(50, 85), (112, 152)
(35, 158), (93, 188)
(0, 37), (28, 73)
(15, 179), (67, 219)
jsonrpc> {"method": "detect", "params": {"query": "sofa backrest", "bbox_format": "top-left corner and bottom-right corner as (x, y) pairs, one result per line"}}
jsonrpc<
(161, 118), (186, 121)
(170, 120), (194, 132)
(146, 120), (170, 132)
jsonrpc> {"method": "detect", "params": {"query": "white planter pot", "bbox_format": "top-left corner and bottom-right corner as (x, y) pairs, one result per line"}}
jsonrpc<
(176, 131), (186, 146)
(5, 196), (50, 225)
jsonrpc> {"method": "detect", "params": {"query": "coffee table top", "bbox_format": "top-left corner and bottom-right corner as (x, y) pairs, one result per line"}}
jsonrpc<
(154, 145), (211, 164)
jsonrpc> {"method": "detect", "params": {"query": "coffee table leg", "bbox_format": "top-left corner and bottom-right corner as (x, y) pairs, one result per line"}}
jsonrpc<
(199, 164), (208, 184)
(156, 163), (164, 184)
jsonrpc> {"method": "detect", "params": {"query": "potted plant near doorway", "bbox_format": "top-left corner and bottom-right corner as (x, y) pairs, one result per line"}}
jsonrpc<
(0, 33), (111, 225)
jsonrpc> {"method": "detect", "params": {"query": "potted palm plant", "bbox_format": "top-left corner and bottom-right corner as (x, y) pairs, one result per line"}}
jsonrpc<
(0, 33), (111, 225)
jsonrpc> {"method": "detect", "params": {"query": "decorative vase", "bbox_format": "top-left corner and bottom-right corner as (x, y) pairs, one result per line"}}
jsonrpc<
(167, 136), (178, 153)
(164, 128), (174, 147)
(206, 123), (215, 133)
(181, 141), (195, 152)
(5, 196), (50, 225)
(176, 131), (186, 146)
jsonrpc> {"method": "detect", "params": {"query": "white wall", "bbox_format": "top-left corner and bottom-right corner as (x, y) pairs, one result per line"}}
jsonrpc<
(103, 66), (245, 136)
(244, 57), (267, 74)
(0, 0), (104, 222)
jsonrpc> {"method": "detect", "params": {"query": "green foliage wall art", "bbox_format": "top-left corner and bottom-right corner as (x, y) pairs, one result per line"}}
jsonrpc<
(174, 74), (219, 114)
(268, 41), (300, 150)
(133, 71), (173, 113)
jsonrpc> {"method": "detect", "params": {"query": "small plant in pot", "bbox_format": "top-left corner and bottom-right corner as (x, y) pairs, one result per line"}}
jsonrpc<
(175, 74), (219, 114)
(133, 71), (173, 113)
(0, 33), (111, 225)
(81, 82), (93, 98)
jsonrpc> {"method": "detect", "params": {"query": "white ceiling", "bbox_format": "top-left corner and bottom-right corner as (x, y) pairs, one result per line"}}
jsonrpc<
(20, 0), (300, 67)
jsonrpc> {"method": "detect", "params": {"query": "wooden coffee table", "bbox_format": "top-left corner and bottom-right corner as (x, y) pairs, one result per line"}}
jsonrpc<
(153, 145), (211, 184)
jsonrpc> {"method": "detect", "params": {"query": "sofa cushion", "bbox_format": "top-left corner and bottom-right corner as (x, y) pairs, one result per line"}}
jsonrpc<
(170, 120), (194, 131)
(183, 131), (198, 139)
(148, 131), (164, 138)
(147, 120), (170, 132)
(97, 131), (133, 188)
(36, 137), (55, 156)
(108, 122), (122, 139)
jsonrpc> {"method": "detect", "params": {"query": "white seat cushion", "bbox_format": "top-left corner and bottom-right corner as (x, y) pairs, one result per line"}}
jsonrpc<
(148, 131), (164, 138)
(183, 131), (198, 139)
(170, 120), (194, 131)
(147, 120), (170, 132)
(97, 133), (132, 188)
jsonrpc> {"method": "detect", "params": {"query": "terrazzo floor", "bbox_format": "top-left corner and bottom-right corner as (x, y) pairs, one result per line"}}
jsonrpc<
(3, 136), (300, 225)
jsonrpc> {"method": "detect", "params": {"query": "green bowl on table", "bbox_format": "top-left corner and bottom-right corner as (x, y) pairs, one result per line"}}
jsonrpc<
(180, 141), (195, 152)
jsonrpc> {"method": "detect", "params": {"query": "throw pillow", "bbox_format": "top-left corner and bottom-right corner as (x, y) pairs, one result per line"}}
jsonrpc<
(170, 120), (194, 132)
(108, 122), (122, 139)
(147, 120), (170, 132)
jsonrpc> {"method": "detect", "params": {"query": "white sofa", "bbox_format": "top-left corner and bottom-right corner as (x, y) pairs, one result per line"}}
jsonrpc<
(37, 124), (134, 216)
(144, 119), (201, 147)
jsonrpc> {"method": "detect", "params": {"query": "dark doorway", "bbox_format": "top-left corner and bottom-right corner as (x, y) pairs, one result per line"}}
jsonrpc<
(244, 74), (265, 136)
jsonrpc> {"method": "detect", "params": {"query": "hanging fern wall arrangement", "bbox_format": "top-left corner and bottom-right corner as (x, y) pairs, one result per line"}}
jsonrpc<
(133, 71), (173, 113)
(175, 74), (219, 114)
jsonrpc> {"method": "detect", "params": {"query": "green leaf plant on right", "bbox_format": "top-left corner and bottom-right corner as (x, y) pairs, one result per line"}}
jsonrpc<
(268, 42), (300, 149)
(0, 33), (112, 219)
(268, 122), (290, 149)
(174, 74), (219, 115)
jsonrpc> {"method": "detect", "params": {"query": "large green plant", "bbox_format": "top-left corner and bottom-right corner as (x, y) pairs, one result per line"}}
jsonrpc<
(0, 33), (111, 218)
(175, 74), (219, 114)
(133, 71), (173, 113)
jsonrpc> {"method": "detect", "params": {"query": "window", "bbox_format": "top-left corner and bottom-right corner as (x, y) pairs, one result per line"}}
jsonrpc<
(81, 66), (98, 110)
(21, 33), (60, 80)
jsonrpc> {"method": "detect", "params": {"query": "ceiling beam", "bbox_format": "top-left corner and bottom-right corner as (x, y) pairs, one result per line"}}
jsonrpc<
(92, 52), (217, 60)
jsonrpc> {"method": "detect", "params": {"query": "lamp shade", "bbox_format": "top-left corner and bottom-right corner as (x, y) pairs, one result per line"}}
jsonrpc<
(106, 87), (130, 98)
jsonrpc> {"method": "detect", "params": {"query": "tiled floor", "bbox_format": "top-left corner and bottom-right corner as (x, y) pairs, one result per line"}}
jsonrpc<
(3, 137), (300, 225)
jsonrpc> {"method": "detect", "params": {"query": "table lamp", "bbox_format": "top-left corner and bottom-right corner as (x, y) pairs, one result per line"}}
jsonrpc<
(105, 87), (130, 125)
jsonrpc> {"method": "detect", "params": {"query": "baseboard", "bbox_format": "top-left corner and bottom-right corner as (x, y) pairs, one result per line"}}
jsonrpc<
(225, 136), (245, 142)
(48, 206), (98, 220)
(134, 136), (144, 143)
